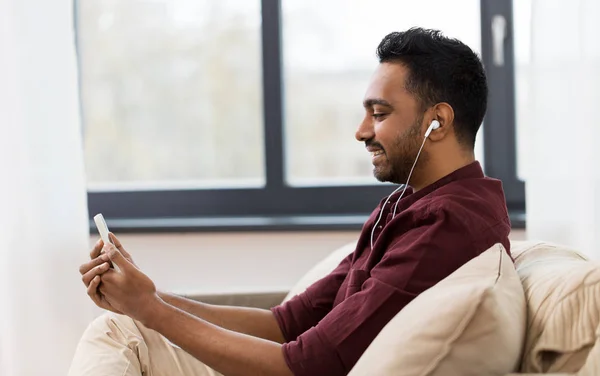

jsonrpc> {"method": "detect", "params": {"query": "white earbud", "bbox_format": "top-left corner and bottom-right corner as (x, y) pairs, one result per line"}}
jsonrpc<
(424, 120), (440, 138)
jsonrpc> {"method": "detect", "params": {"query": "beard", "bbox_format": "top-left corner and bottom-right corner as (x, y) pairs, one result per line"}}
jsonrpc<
(373, 119), (428, 184)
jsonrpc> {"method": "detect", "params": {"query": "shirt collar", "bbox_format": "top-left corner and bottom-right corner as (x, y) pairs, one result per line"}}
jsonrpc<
(386, 161), (484, 207)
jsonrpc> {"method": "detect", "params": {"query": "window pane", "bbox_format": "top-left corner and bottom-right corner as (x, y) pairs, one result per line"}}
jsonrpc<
(282, 0), (483, 186)
(78, 0), (264, 190)
(513, 0), (532, 181)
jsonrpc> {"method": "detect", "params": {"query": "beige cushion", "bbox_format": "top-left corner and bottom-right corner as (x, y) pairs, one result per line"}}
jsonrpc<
(512, 241), (600, 373)
(575, 322), (600, 376)
(348, 244), (526, 376)
(283, 241), (356, 302)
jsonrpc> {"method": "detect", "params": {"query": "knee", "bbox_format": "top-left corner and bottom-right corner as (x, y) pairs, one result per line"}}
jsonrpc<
(69, 313), (148, 376)
(91, 311), (134, 329)
(84, 312), (141, 342)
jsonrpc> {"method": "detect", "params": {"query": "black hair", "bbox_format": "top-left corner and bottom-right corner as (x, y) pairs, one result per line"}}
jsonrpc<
(377, 28), (488, 148)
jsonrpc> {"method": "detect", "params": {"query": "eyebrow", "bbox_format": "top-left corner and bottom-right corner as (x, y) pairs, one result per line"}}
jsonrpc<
(363, 98), (394, 109)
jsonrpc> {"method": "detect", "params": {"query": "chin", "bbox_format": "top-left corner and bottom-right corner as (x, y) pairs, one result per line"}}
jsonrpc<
(373, 168), (393, 183)
(374, 167), (408, 185)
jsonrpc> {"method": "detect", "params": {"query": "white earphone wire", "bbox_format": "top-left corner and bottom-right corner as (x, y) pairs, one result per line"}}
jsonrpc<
(391, 135), (428, 217)
(369, 184), (404, 250)
(369, 128), (431, 250)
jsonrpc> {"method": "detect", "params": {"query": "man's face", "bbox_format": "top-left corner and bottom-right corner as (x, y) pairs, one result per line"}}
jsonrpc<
(356, 63), (427, 184)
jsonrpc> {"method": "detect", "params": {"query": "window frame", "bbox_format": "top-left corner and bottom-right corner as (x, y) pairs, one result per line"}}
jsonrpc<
(481, 0), (525, 227)
(78, 0), (525, 232)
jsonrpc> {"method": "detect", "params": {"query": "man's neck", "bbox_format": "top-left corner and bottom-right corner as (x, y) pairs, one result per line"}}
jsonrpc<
(412, 154), (476, 192)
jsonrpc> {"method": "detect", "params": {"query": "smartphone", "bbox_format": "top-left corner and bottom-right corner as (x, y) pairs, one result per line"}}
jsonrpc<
(93, 213), (112, 246)
(93, 213), (120, 271)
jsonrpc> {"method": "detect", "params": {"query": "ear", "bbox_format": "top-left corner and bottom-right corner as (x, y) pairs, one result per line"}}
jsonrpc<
(425, 102), (455, 142)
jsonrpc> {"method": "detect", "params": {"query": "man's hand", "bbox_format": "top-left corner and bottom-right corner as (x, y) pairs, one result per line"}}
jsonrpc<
(79, 233), (138, 314)
(81, 237), (292, 375)
(101, 233), (138, 268)
(98, 246), (161, 324)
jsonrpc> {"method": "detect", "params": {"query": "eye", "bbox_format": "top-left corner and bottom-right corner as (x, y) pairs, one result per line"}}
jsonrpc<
(372, 113), (387, 120)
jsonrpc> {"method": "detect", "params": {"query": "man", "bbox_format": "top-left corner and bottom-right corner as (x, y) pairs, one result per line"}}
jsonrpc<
(70, 28), (510, 376)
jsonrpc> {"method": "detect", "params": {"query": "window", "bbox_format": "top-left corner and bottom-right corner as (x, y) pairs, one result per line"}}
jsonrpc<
(78, 0), (265, 190)
(77, 0), (524, 231)
(480, 0), (525, 225)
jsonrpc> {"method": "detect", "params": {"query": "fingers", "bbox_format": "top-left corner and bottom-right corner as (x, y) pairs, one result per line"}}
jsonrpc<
(98, 269), (118, 286)
(98, 284), (117, 311)
(108, 232), (121, 249)
(84, 258), (123, 315)
(109, 233), (132, 259)
(79, 254), (109, 275)
(81, 261), (111, 287)
(90, 238), (104, 259)
(87, 275), (103, 307)
(107, 247), (131, 272)
(98, 271), (121, 302)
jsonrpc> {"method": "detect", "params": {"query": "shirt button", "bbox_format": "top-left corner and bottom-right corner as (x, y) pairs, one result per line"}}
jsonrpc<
(378, 225), (383, 229)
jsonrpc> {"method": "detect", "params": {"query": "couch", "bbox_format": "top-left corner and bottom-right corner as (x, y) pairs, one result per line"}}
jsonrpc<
(190, 240), (600, 375)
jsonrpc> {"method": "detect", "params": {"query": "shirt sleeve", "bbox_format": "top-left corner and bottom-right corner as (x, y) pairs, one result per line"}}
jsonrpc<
(271, 252), (353, 342)
(281, 208), (481, 376)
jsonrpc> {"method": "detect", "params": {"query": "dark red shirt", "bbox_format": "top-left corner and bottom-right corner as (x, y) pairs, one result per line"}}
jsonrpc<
(271, 162), (511, 376)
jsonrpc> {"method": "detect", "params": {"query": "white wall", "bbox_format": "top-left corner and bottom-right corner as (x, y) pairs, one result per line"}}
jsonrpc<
(90, 229), (527, 296)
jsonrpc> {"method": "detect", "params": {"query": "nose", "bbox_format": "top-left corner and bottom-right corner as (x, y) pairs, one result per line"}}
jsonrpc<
(355, 116), (374, 142)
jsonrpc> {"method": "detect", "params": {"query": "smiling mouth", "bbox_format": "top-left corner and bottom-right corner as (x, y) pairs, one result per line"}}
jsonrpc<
(371, 150), (385, 157)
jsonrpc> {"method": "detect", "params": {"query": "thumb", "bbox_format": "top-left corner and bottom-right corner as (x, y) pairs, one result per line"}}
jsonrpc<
(109, 232), (124, 251)
(107, 247), (131, 271)
(109, 232), (132, 259)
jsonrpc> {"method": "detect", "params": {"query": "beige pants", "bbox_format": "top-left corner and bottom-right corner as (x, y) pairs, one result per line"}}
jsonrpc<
(68, 312), (222, 376)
